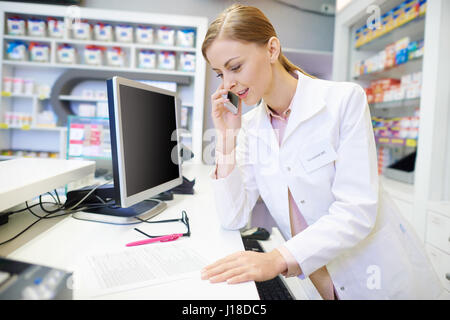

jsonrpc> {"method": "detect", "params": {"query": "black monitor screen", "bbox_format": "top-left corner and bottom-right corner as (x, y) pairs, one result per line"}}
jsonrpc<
(118, 84), (179, 197)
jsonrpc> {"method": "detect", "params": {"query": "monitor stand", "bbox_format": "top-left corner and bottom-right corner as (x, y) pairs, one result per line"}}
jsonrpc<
(71, 199), (167, 225)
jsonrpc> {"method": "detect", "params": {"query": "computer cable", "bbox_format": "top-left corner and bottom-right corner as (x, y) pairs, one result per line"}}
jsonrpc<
(0, 197), (61, 246)
(0, 214), (48, 246)
(39, 195), (64, 214)
(63, 179), (113, 211)
(2, 201), (57, 217)
(0, 184), (113, 246)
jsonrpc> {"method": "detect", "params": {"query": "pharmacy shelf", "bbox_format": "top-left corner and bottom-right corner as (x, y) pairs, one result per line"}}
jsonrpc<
(1, 92), (49, 100)
(356, 14), (426, 52)
(375, 136), (417, 148)
(370, 97), (420, 109)
(0, 155), (60, 160)
(58, 95), (107, 102)
(334, 0), (450, 248)
(0, 2), (207, 164)
(353, 55), (423, 81)
(0, 124), (66, 131)
(3, 60), (195, 79)
(68, 155), (111, 161)
(4, 34), (197, 53)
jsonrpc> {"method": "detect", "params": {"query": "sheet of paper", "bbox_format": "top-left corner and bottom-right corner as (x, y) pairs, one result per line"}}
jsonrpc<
(75, 243), (209, 298)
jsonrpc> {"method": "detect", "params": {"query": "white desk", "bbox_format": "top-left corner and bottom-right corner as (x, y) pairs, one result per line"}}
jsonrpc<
(0, 163), (259, 300)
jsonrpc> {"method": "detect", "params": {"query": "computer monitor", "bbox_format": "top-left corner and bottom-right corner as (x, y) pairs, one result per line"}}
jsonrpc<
(70, 76), (183, 224)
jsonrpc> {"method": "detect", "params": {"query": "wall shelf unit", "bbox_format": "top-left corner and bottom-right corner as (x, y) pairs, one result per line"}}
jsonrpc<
(0, 1), (208, 163)
(333, 0), (450, 296)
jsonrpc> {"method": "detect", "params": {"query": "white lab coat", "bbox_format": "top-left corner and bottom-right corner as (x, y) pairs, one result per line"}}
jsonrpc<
(210, 71), (443, 299)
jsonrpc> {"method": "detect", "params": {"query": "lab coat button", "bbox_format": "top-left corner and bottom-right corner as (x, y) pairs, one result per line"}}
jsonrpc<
(340, 286), (345, 291)
(286, 166), (291, 172)
(300, 200), (305, 204)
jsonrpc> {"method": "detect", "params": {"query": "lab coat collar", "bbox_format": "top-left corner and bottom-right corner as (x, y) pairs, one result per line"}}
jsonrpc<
(252, 70), (326, 149)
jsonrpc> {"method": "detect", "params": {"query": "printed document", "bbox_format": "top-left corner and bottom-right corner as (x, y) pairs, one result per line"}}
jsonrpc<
(75, 243), (208, 298)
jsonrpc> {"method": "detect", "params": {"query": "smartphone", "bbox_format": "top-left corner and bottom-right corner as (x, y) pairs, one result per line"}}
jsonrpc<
(222, 91), (239, 115)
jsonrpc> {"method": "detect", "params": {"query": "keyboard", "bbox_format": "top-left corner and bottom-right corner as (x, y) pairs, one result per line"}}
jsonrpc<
(242, 238), (294, 300)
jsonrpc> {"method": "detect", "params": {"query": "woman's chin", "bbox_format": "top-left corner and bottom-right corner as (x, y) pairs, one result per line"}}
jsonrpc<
(243, 96), (262, 107)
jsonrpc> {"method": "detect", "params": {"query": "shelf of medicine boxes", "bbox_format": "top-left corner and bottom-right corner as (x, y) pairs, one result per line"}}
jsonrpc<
(353, 55), (423, 81)
(355, 12), (425, 52)
(349, 3), (425, 193)
(1, 3), (208, 165)
(0, 90), (67, 131)
(2, 35), (196, 78)
(57, 95), (193, 139)
(369, 97), (420, 109)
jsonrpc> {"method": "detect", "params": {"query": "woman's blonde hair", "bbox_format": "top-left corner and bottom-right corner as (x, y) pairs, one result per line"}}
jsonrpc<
(202, 4), (314, 78)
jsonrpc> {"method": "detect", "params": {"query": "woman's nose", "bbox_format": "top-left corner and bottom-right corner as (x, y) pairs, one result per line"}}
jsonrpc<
(223, 76), (236, 91)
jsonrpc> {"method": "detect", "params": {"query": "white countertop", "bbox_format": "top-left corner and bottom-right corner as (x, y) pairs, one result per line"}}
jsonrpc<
(0, 163), (259, 300)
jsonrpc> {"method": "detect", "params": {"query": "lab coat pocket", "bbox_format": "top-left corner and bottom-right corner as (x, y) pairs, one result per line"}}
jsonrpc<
(298, 139), (337, 174)
(342, 223), (411, 299)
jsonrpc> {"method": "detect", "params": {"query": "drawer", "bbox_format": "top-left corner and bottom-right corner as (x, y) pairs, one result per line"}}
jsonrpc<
(426, 211), (450, 254)
(426, 244), (450, 292)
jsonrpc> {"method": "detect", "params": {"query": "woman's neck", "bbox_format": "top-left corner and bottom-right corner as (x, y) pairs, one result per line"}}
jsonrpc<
(263, 64), (298, 115)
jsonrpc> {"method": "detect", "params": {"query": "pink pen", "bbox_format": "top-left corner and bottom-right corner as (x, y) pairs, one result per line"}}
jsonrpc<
(126, 233), (183, 247)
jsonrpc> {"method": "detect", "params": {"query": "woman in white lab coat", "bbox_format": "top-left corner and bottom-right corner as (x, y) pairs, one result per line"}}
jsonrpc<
(200, 4), (442, 299)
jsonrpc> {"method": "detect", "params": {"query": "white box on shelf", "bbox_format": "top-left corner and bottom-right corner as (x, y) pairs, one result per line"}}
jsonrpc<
(106, 47), (125, 67)
(24, 79), (34, 95)
(12, 78), (24, 94)
(178, 52), (196, 72)
(2, 77), (13, 93)
(57, 44), (77, 64)
(94, 23), (113, 41)
(176, 29), (195, 47)
(36, 110), (56, 127)
(84, 46), (104, 65)
(7, 16), (25, 35)
(115, 24), (133, 42)
(27, 18), (46, 37)
(29, 43), (50, 62)
(136, 26), (154, 44)
(158, 51), (176, 70)
(6, 41), (27, 61)
(138, 50), (156, 69)
(48, 18), (65, 38)
(73, 21), (92, 40)
(37, 84), (51, 99)
(157, 27), (175, 46)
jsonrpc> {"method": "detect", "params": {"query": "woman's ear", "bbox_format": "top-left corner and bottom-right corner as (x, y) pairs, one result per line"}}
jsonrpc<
(267, 36), (281, 64)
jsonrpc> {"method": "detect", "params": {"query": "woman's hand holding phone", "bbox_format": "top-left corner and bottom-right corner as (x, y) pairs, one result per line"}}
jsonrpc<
(211, 84), (241, 153)
(211, 83), (241, 135)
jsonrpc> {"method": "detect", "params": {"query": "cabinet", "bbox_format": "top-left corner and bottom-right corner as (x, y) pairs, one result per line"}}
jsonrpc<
(0, 1), (207, 163)
(426, 202), (450, 294)
(333, 0), (450, 294)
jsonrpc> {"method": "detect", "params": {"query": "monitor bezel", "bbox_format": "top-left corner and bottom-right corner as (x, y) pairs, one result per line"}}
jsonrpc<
(110, 76), (183, 208)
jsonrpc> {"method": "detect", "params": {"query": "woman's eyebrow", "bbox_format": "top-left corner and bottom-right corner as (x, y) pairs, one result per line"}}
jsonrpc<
(212, 56), (240, 71)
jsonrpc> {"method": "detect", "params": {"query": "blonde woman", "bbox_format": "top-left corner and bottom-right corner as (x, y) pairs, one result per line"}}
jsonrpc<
(200, 4), (442, 300)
